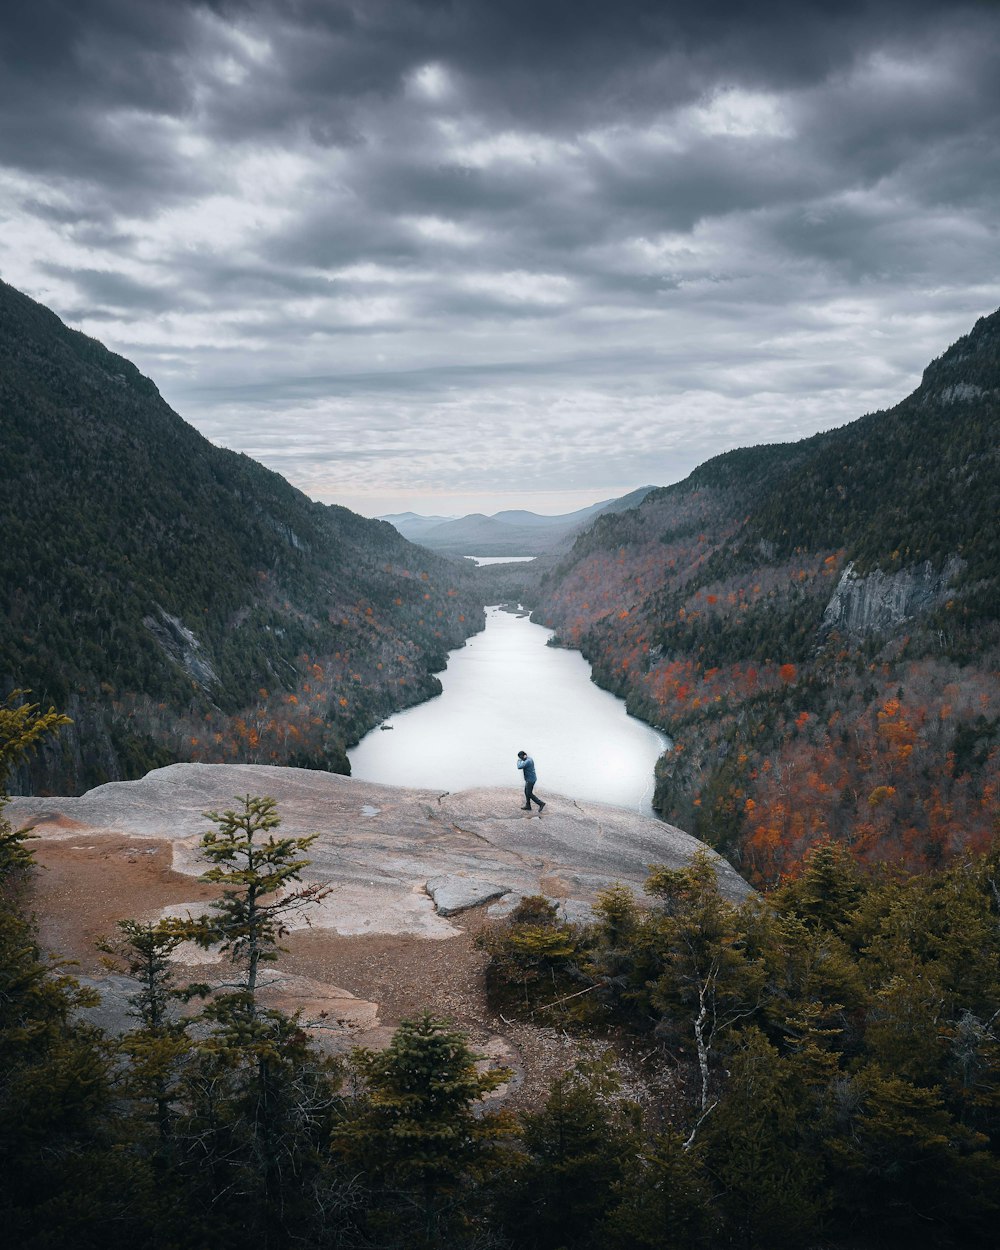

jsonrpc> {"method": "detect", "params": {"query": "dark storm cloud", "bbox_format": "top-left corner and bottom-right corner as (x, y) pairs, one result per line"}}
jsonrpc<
(210, 0), (992, 133)
(1, 0), (998, 514)
(0, 0), (203, 196)
(0, 1), (983, 194)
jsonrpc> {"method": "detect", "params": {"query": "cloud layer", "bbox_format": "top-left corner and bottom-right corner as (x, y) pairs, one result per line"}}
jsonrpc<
(2, 0), (998, 515)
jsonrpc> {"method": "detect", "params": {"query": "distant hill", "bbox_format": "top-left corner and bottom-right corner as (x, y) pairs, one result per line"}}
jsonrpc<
(0, 280), (484, 794)
(379, 511), (456, 540)
(533, 309), (1000, 883)
(383, 486), (655, 555)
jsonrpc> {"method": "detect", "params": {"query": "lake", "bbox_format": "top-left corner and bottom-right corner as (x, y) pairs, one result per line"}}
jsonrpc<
(349, 605), (669, 813)
(464, 555), (537, 566)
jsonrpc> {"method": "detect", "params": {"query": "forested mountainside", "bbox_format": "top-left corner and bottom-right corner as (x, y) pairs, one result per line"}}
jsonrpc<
(0, 280), (483, 793)
(534, 309), (1000, 884)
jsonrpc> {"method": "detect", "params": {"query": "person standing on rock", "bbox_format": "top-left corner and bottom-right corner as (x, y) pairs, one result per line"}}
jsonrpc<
(517, 750), (545, 812)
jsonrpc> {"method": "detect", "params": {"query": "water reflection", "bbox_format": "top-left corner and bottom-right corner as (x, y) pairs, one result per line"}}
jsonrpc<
(349, 606), (668, 813)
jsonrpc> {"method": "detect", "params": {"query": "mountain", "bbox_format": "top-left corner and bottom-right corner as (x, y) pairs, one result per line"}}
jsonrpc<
(378, 511), (456, 539)
(0, 280), (484, 794)
(383, 486), (656, 555)
(532, 310), (1000, 884)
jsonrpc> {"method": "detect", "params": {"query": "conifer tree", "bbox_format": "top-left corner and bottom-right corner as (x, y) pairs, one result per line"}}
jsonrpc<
(701, 1028), (826, 1249)
(480, 893), (580, 1014)
(501, 1056), (641, 1250)
(0, 690), (70, 876)
(169, 796), (340, 1247)
(178, 794), (329, 1002)
(582, 883), (654, 1025)
(0, 696), (151, 1249)
(100, 919), (198, 1149)
(645, 852), (768, 1144)
(0, 689), (71, 783)
(604, 1131), (714, 1250)
(771, 837), (865, 933)
(832, 1064), (999, 1243)
(334, 1012), (513, 1248)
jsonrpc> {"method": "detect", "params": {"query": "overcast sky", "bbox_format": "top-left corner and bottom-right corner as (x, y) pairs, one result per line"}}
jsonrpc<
(2, 1), (998, 518)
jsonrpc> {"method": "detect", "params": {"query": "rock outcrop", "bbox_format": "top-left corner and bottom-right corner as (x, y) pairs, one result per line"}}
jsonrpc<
(821, 556), (962, 638)
(10, 763), (751, 1053)
(143, 606), (219, 690)
(10, 762), (751, 928)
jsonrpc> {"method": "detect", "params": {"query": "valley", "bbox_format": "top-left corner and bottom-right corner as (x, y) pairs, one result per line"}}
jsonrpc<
(2, 278), (997, 890)
(3, 4), (1000, 1244)
(2, 282), (999, 1250)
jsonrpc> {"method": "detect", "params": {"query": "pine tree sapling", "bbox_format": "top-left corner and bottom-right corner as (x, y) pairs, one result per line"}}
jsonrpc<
(175, 794), (329, 1002)
(164, 797), (341, 1243)
(99, 919), (199, 1147)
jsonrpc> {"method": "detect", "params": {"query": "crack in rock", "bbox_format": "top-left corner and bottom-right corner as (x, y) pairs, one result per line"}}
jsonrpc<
(450, 822), (496, 847)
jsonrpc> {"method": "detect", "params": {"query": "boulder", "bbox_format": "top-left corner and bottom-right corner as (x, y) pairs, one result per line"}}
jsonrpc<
(426, 875), (513, 916)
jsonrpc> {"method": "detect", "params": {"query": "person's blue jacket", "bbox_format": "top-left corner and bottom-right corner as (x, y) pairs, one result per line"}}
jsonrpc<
(517, 755), (537, 784)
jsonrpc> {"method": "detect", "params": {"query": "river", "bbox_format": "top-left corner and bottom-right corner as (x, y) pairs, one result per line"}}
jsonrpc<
(349, 605), (669, 814)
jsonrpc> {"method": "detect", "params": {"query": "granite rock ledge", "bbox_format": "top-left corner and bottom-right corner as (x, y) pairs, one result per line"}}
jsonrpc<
(10, 762), (753, 939)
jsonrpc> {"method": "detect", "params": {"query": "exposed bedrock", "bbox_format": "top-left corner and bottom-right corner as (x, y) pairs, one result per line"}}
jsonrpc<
(10, 763), (751, 1050)
(10, 761), (752, 933)
(822, 556), (962, 637)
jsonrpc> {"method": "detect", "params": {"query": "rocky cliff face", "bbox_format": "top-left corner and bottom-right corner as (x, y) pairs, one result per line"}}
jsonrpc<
(143, 607), (220, 690)
(822, 556), (963, 638)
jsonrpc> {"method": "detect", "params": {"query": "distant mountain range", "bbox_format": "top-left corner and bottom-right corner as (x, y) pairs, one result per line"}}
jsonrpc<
(382, 487), (655, 555)
(532, 307), (1000, 883)
(0, 280), (484, 794)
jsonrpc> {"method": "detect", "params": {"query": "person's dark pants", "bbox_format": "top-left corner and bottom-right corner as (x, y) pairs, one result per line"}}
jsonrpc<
(524, 781), (543, 809)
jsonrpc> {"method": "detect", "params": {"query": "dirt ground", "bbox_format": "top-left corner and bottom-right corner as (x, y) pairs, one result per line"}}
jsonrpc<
(28, 833), (219, 971)
(24, 832), (628, 1111)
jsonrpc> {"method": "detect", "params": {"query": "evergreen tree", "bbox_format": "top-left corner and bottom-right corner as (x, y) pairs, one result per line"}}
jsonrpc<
(582, 883), (655, 1026)
(0, 697), (154, 1249)
(0, 689), (71, 783)
(333, 1013), (513, 1248)
(99, 919), (198, 1151)
(479, 893), (580, 1017)
(167, 796), (341, 1248)
(772, 838), (866, 934)
(500, 1057), (641, 1250)
(645, 853), (768, 1144)
(177, 794), (329, 1001)
(701, 1028), (826, 1249)
(604, 1131), (714, 1250)
(0, 691), (70, 876)
(831, 1064), (1000, 1245)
